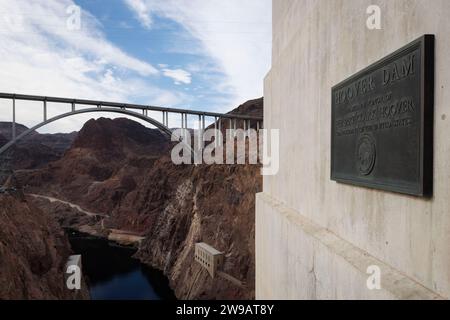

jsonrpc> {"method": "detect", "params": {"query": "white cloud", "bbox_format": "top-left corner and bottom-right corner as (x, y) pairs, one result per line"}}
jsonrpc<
(124, 0), (152, 29)
(0, 0), (186, 133)
(0, 0), (271, 135)
(124, 0), (272, 108)
(162, 68), (192, 85)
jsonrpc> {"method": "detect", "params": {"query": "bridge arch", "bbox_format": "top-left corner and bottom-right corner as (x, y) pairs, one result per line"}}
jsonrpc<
(0, 107), (184, 156)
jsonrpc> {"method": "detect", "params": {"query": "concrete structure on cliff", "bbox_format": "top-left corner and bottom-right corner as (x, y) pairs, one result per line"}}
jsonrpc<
(195, 242), (246, 288)
(256, 0), (450, 299)
(195, 242), (224, 278)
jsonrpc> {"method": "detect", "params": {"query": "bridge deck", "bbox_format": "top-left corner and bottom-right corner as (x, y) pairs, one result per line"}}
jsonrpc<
(0, 92), (263, 121)
(0, 92), (263, 156)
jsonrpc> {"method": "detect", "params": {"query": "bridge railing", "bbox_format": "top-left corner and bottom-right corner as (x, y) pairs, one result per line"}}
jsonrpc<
(0, 92), (263, 156)
(0, 92), (263, 140)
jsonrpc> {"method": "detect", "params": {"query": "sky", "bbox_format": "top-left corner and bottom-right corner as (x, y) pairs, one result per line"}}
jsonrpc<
(0, 0), (271, 133)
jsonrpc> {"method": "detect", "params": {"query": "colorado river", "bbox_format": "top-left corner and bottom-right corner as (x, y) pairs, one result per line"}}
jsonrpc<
(68, 230), (176, 300)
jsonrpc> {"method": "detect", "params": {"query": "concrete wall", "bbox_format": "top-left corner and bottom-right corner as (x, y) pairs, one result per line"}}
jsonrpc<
(257, 0), (450, 299)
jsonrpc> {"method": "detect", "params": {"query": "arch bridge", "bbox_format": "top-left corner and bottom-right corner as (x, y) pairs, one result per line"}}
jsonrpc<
(0, 92), (263, 156)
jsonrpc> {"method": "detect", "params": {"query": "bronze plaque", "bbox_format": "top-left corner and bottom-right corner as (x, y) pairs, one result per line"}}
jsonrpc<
(331, 35), (434, 196)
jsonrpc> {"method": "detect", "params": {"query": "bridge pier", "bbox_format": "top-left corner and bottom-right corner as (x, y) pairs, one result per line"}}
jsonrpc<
(12, 98), (16, 140)
(214, 117), (221, 147)
(198, 115), (203, 149)
(0, 92), (263, 157)
(162, 111), (169, 127)
(43, 100), (47, 122)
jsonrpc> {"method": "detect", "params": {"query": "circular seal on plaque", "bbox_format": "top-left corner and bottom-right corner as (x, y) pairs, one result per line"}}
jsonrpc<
(356, 134), (376, 176)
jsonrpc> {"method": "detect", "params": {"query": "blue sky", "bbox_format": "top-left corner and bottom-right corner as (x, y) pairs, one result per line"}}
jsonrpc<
(0, 0), (271, 133)
(77, 0), (234, 108)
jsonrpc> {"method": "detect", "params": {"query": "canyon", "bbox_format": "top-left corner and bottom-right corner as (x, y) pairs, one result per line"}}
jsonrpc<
(0, 191), (89, 299)
(0, 98), (263, 300)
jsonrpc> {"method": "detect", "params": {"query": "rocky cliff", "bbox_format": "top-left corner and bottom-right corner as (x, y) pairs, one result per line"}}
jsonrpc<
(112, 98), (263, 299)
(0, 122), (76, 170)
(132, 158), (260, 299)
(19, 117), (170, 214)
(0, 191), (89, 299)
(18, 98), (263, 300)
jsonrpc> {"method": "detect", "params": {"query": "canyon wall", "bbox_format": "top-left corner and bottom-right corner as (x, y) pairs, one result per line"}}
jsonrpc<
(0, 122), (75, 171)
(16, 98), (263, 300)
(0, 192), (89, 299)
(133, 157), (260, 299)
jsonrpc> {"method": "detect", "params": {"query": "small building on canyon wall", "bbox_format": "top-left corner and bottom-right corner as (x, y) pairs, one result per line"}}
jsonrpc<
(257, 0), (450, 299)
(195, 242), (224, 278)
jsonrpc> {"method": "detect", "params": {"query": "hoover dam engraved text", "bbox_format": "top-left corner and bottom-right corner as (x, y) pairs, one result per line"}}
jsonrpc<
(331, 35), (434, 196)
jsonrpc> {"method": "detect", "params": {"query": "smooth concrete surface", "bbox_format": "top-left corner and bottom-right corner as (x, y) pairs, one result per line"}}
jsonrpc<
(257, 0), (450, 299)
(256, 193), (443, 299)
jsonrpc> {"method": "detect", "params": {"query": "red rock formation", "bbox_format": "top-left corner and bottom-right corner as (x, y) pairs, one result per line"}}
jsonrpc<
(19, 117), (170, 214)
(130, 158), (260, 299)
(0, 192), (89, 299)
(0, 122), (76, 170)
(19, 98), (263, 300)
(124, 98), (263, 299)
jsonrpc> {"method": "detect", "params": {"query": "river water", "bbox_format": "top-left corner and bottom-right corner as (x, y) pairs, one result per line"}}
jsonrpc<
(68, 230), (176, 300)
